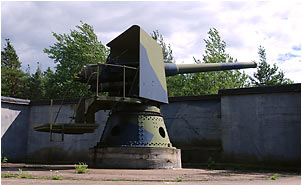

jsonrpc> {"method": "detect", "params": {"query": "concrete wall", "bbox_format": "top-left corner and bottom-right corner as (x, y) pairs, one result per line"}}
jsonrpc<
(162, 95), (222, 163)
(1, 84), (301, 167)
(220, 87), (301, 166)
(1, 97), (30, 161)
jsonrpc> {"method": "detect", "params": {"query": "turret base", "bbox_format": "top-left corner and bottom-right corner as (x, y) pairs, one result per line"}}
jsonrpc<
(89, 146), (181, 169)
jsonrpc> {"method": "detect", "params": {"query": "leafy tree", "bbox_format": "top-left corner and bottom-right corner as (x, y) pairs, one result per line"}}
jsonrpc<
(249, 46), (293, 86)
(1, 39), (27, 98)
(187, 28), (250, 95)
(43, 21), (109, 99)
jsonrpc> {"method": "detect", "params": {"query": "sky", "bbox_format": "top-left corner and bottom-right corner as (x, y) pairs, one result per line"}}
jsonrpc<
(1, 1), (302, 83)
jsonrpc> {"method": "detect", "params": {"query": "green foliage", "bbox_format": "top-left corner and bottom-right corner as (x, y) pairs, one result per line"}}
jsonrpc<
(152, 28), (250, 96)
(166, 74), (189, 96)
(43, 21), (109, 99)
(2, 157), (8, 163)
(270, 173), (279, 180)
(51, 175), (63, 180)
(1, 39), (27, 98)
(22, 63), (47, 100)
(188, 28), (250, 95)
(75, 162), (88, 173)
(250, 46), (293, 86)
(113, 178), (120, 181)
(2, 174), (18, 178)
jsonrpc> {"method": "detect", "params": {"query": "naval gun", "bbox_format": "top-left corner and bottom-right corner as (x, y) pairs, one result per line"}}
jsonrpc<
(34, 25), (256, 169)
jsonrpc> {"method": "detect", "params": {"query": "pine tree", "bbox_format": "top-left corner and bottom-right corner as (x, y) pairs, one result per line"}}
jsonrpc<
(24, 63), (45, 100)
(1, 39), (27, 98)
(250, 46), (293, 86)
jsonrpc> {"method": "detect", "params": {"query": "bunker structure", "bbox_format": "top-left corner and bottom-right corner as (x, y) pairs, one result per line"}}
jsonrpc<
(34, 25), (257, 169)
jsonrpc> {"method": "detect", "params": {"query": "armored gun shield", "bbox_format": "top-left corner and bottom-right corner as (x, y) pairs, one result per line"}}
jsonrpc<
(106, 25), (168, 103)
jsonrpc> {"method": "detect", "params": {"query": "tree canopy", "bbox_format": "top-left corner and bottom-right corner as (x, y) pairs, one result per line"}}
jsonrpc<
(1, 24), (294, 100)
(249, 46), (293, 86)
(166, 28), (250, 96)
(43, 21), (109, 98)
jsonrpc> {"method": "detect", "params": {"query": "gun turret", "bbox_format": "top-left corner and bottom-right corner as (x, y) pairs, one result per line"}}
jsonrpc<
(74, 24), (256, 104)
(34, 25), (257, 169)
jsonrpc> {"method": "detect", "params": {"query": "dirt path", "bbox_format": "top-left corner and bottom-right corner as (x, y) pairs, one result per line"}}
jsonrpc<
(1, 163), (300, 185)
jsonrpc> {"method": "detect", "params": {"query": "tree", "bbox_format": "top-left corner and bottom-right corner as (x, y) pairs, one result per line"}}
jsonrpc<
(42, 67), (57, 99)
(43, 21), (109, 99)
(188, 28), (250, 95)
(249, 46), (293, 86)
(1, 39), (27, 98)
(22, 63), (46, 100)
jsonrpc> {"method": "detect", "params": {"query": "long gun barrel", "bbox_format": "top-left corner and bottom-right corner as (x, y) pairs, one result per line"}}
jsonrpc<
(165, 62), (257, 76)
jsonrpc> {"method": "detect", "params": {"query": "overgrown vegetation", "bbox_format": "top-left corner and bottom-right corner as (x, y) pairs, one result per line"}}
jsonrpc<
(75, 162), (88, 174)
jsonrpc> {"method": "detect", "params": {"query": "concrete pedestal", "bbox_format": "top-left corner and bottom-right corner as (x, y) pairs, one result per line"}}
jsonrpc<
(89, 147), (181, 169)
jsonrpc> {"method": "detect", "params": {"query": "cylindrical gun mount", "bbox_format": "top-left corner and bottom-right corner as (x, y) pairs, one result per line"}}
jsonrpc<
(164, 62), (257, 76)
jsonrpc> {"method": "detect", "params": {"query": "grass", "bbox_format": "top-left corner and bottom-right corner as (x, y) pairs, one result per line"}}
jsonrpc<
(2, 157), (8, 163)
(75, 162), (88, 174)
(2, 174), (18, 178)
(51, 174), (63, 180)
(270, 174), (279, 180)
(2, 169), (63, 180)
(113, 178), (120, 181)
(176, 177), (183, 182)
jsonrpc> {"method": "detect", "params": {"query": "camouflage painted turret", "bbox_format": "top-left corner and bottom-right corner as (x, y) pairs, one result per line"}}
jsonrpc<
(34, 25), (256, 169)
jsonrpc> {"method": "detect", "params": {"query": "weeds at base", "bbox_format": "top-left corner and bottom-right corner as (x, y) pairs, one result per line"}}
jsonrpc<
(270, 174), (279, 180)
(2, 169), (63, 180)
(75, 162), (88, 174)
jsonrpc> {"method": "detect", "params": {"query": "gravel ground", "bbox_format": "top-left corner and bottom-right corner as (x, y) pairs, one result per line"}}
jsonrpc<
(1, 163), (300, 185)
